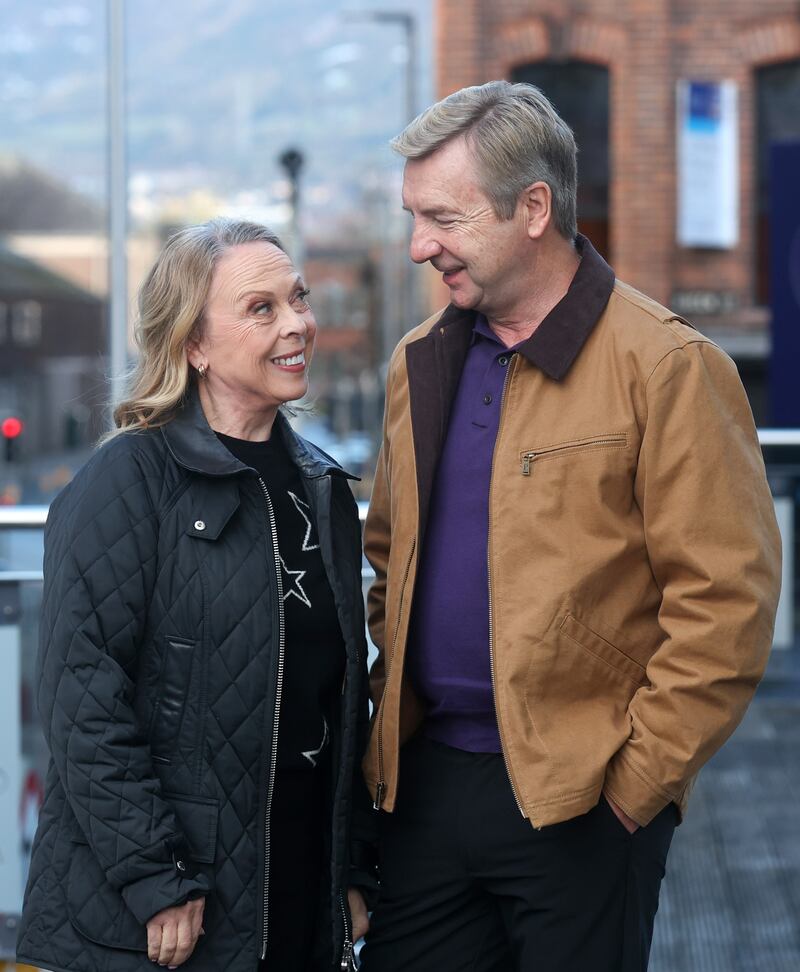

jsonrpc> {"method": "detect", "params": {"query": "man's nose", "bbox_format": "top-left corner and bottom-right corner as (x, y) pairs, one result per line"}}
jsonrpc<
(409, 224), (442, 265)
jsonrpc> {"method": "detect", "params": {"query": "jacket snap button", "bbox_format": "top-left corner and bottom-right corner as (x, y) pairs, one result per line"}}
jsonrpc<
(176, 859), (187, 872)
(194, 520), (206, 531)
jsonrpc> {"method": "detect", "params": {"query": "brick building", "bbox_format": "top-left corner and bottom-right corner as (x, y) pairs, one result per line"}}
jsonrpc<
(430, 0), (800, 420)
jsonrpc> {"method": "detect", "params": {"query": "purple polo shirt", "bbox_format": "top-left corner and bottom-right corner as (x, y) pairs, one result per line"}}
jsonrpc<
(407, 315), (521, 753)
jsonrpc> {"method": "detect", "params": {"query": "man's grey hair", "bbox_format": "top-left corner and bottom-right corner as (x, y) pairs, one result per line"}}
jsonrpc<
(391, 80), (578, 241)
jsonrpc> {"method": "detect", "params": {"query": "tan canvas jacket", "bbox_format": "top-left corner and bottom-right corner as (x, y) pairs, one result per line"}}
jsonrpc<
(363, 237), (781, 829)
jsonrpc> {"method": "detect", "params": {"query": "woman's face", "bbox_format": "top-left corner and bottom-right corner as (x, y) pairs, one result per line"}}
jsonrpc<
(188, 241), (317, 415)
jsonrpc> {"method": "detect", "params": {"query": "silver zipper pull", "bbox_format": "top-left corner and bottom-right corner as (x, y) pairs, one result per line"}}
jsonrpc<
(373, 781), (386, 810)
(339, 890), (357, 970)
(521, 453), (535, 476)
(341, 941), (356, 970)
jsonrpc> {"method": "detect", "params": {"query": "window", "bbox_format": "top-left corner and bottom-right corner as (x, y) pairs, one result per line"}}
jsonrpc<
(755, 59), (800, 305)
(511, 61), (610, 257)
(11, 300), (42, 345)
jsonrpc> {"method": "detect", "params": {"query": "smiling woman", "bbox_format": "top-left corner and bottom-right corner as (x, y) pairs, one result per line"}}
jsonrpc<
(16, 218), (375, 972)
(186, 240), (317, 439)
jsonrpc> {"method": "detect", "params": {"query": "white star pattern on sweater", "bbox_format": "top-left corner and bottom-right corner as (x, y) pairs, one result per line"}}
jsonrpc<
(288, 491), (320, 551)
(280, 555), (311, 608)
(301, 716), (329, 767)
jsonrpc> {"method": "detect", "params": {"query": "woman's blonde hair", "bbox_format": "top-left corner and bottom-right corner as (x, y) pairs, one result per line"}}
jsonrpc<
(112, 217), (284, 432)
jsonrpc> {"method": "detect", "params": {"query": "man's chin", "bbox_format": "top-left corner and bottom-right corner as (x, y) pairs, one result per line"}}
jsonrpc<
(448, 289), (480, 311)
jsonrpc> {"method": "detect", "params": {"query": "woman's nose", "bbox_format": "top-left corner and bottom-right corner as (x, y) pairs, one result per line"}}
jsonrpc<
(280, 307), (311, 335)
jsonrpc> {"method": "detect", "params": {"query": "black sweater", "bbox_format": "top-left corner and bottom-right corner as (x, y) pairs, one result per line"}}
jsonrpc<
(217, 429), (346, 772)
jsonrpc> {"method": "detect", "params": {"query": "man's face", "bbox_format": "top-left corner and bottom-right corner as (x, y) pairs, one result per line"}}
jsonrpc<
(402, 136), (530, 318)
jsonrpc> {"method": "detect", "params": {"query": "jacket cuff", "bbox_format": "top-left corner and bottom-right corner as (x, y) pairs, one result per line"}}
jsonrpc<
(120, 867), (212, 925)
(116, 840), (213, 924)
(348, 868), (379, 912)
(603, 751), (674, 827)
(348, 840), (379, 911)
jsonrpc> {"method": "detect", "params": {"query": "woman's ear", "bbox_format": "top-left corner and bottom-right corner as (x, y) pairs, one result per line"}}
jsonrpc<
(185, 335), (204, 371)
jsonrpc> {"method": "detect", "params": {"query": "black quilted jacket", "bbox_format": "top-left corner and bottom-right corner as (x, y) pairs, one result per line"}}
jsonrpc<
(16, 391), (374, 972)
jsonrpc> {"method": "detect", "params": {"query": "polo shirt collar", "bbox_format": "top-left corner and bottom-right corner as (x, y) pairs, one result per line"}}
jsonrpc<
(473, 313), (526, 352)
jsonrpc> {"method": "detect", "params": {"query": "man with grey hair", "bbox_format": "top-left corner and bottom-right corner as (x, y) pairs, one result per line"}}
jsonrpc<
(358, 80), (780, 971)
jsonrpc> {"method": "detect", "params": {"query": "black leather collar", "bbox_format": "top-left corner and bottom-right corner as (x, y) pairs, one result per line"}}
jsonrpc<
(161, 386), (355, 480)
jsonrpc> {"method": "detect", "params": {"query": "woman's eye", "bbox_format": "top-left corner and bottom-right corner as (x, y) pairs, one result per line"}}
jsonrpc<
(294, 289), (311, 308)
(253, 302), (273, 316)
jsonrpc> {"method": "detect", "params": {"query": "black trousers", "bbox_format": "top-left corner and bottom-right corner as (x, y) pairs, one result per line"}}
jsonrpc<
(258, 768), (326, 972)
(359, 736), (676, 972)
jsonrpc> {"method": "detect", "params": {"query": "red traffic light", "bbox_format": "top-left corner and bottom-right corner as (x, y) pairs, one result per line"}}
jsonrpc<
(2, 417), (23, 439)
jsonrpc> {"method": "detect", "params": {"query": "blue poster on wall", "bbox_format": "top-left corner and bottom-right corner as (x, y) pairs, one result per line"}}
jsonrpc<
(687, 82), (721, 132)
(769, 142), (800, 427)
(676, 80), (738, 248)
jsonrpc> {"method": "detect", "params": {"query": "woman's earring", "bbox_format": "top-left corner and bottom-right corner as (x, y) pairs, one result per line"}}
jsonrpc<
(197, 363), (207, 378)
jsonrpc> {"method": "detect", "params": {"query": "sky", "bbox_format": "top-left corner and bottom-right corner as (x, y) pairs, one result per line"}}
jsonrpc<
(0, 0), (433, 233)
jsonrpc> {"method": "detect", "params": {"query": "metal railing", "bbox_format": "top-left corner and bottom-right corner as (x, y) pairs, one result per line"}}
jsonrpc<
(2, 423), (799, 545)
(1, 432), (798, 614)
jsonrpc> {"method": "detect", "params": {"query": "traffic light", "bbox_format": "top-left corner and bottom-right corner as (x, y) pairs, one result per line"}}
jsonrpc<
(2, 416), (23, 462)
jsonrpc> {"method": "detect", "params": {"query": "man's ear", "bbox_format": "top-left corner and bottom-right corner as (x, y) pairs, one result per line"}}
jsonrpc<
(521, 181), (552, 240)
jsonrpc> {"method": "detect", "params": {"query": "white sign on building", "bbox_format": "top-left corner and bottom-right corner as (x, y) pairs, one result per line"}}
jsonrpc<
(676, 80), (739, 249)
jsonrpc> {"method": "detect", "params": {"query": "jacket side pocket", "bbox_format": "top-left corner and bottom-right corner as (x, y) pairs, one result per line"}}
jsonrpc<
(166, 793), (219, 864)
(560, 614), (647, 686)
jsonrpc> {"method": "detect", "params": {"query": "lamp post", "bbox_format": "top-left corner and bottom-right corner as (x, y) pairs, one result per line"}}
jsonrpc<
(279, 147), (305, 274)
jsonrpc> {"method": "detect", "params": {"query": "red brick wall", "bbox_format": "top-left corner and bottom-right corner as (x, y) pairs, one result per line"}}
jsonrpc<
(435, 0), (800, 312)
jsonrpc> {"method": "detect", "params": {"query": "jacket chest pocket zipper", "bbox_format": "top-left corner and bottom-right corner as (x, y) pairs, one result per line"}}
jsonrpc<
(521, 434), (627, 475)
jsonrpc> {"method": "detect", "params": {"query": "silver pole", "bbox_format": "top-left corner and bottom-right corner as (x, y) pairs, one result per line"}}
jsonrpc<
(400, 14), (417, 344)
(403, 15), (417, 125)
(107, 0), (128, 414)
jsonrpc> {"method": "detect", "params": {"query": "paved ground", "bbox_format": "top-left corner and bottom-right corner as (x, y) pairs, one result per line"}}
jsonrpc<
(649, 649), (800, 972)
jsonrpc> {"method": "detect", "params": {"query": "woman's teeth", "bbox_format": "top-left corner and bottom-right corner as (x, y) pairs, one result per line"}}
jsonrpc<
(272, 353), (304, 366)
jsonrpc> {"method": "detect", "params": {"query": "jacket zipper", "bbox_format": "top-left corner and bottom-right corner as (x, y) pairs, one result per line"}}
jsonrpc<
(488, 356), (526, 817)
(258, 478), (286, 961)
(307, 476), (359, 971)
(373, 535), (416, 810)
(339, 890), (356, 970)
(521, 434), (627, 475)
